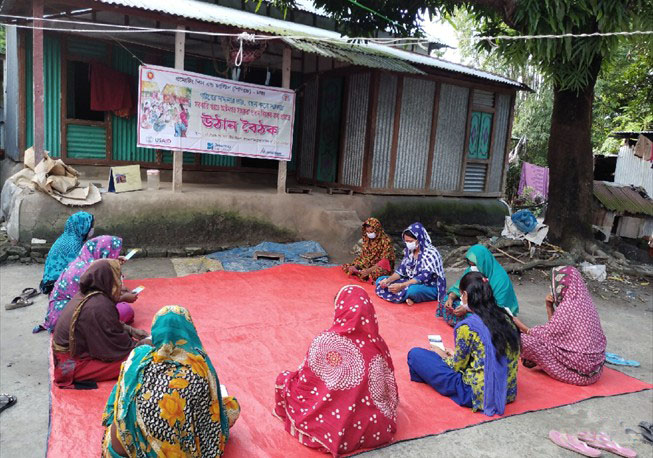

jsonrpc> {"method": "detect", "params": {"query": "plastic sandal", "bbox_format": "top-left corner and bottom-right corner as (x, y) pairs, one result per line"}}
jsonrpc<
(605, 352), (640, 367)
(549, 431), (602, 457)
(5, 297), (33, 310)
(0, 394), (17, 414)
(577, 432), (637, 457)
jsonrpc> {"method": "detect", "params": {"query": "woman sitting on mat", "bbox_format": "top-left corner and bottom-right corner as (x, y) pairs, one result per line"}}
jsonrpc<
(375, 222), (446, 306)
(102, 305), (240, 457)
(515, 266), (606, 386)
(408, 272), (520, 416)
(438, 244), (519, 326)
(40, 211), (95, 294)
(274, 285), (399, 456)
(35, 236), (137, 333)
(342, 217), (396, 284)
(52, 259), (149, 389)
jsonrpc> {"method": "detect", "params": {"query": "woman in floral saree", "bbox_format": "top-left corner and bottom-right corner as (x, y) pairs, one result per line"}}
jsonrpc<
(101, 306), (240, 457)
(342, 218), (396, 283)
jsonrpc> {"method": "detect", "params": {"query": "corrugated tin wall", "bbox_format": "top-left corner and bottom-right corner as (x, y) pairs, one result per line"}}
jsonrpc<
(393, 78), (435, 189)
(44, 36), (61, 157)
(463, 163), (488, 192)
(370, 74), (397, 189)
(615, 144), (653, 196)
(111, 44), (157, 163)
(299, 78), (318, 179)
(67, 125), (106, 159)
(487, 93), (511, 192)
(430, 84), (469, 191)
(472, 89), (495, 108)
(341, 73), (370, 186)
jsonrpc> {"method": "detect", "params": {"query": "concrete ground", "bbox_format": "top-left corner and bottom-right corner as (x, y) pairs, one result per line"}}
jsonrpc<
(1, 259), (651, 457)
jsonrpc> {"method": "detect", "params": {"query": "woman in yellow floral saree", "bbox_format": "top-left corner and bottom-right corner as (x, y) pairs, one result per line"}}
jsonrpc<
(101, 306), (240, 457)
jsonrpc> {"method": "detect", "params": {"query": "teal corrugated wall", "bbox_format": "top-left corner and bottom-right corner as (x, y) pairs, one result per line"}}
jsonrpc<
(24, 33), (61, 157)
(67, 125), (107, 159)
(111, 44), (157, 162)
(68, 40), (107, 59)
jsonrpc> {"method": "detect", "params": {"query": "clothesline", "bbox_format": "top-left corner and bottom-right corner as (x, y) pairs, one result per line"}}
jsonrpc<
(2, 13), (652, 45)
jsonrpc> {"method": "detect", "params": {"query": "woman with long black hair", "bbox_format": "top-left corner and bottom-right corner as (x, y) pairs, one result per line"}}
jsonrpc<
(407, 272), (520, 416)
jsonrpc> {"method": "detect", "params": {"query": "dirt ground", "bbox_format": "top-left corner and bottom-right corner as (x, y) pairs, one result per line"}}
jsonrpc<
(0, 259), (651, 457)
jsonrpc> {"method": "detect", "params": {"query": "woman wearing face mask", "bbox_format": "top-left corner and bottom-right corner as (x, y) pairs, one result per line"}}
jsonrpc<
(342, 218), (396, 284)
(375, 222), (446, 306)
(408, 272), (520, 416)
(438, 245), (519, 326)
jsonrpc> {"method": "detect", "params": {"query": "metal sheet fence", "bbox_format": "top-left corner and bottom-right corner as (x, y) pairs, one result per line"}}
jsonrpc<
(370, 74), (397, 188)
(393, 77), (435, 189)
(341, 73), (370, 186)
(487, 93), (510, 192)
(430, 84), (469, 191)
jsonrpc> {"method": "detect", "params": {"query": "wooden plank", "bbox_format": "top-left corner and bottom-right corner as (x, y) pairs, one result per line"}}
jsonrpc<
(33, 0), (45, 163)
(172, 26), (185, 193)
(387, 75), (404, 190)
(277, 46), (291, 194)
(361, 71), (379, 189)
(424, 81), (441, 191)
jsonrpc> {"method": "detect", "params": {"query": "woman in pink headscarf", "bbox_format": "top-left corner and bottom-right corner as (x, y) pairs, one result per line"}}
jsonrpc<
(516, 266), (606, 386)
(274, 285), (399, 456)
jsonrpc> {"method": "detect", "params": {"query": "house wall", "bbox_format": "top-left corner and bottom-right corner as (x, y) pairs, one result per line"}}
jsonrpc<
(4, 26), (20, 160)
(614, 144), (653, 196)
(298, 68), (516, 196)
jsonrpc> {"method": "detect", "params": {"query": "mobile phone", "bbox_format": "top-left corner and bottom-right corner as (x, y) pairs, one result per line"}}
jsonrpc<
(428, 334), (445, 351)
(132, 286), (145, 295)
(220, 384), (229, 398)
(124, 249), (140, 260)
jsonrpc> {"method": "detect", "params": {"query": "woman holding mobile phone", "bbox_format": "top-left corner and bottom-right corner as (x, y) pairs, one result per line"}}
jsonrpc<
(408, 272), (520, 416)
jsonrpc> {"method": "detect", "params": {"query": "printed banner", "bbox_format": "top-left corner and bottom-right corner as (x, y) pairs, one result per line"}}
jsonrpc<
(137, 65), (295, 161)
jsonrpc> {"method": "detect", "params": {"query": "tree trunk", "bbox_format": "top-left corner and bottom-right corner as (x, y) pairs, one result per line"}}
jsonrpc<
(544, 56), (602, 251)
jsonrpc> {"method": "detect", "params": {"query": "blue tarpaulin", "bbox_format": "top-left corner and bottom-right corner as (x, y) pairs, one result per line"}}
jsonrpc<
(206, 241), (334, 272)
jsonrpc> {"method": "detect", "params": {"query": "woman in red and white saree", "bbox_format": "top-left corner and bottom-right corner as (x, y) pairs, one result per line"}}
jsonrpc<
(274, 285), (399, 456)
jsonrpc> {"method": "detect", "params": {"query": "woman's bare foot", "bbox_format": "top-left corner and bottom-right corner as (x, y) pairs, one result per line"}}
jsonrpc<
(406, 298), (414, 306)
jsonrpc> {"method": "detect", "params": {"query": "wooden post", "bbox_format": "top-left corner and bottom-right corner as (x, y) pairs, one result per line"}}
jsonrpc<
(172, 26), (185, 192)
(33, 0), (45, 163)
(277, 46), (292, 194)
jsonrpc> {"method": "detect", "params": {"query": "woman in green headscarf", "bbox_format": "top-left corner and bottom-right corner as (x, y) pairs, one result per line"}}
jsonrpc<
(437, 245), (519, 326)
(101, 306), (240, 457)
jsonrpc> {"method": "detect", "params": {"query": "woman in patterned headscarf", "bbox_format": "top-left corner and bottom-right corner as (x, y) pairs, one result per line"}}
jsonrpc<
(274, 285), (398, 456)
(516, 266), (606, 386)
(342, 218), (396, 283)
(40, 212), (95, 294)
(36, 236), (135, 333)
(375, 222), (446, 306)
(101, 306), (240, 457)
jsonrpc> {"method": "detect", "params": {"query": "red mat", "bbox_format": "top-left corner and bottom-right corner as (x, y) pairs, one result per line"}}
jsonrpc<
(48, 265), (651, 457)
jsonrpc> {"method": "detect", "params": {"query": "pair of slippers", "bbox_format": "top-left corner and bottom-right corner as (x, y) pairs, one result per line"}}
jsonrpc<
(0, 394), (17, 414)
(549, 431), (637, 457)
(5, 287), (39, 310)
(626, 422), (653, 445)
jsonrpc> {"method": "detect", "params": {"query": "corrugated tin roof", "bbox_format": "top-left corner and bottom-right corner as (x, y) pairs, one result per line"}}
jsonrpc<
(593, 181), (653, 216)
(92, 0), (525, 88)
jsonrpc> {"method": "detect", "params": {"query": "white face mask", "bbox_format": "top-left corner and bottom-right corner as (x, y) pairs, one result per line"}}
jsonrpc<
(367, 232), (376, 239)
(405, 241), (417, 251)
(469, 265), (479, 272)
